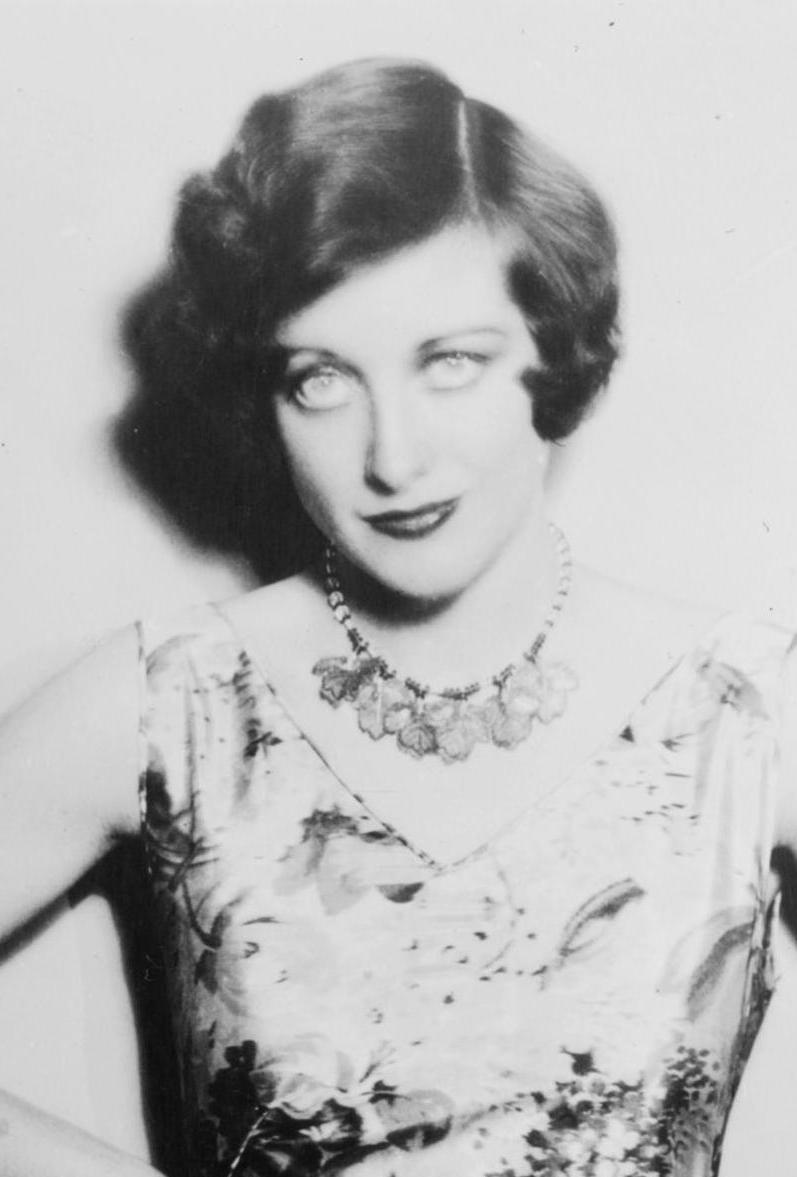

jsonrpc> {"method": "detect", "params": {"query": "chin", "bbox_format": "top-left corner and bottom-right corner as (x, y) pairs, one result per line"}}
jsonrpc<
(356, 546), (485, 607)
(333, 508), (530, 608)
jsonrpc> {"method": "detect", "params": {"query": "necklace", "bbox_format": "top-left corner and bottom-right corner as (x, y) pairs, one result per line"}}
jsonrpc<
(312, 524), (579, 763)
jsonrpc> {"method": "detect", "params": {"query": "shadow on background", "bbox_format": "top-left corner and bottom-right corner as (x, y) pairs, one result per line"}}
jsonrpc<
(113, 271), (320, 587)
(772, 845), (797, 944)
(74, 841), (186, 1177)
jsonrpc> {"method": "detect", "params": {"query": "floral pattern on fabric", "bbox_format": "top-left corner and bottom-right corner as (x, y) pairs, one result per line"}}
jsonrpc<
(137, 608), (792, 1177)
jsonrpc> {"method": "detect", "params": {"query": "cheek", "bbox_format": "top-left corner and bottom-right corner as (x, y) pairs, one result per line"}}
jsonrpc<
(450, 384), (541, 472)
(274, 417), (355, 531)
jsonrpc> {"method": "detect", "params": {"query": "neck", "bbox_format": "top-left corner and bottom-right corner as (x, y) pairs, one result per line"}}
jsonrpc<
(325, 510), (565, 688)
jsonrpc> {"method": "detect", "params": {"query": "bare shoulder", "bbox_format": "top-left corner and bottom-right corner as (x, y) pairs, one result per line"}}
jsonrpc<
(0, 623), (141, 810)
(230, 572), (324, 625)
(563, 564), (724, 683)
(222, 571), (325, 637)
(3, 624), (142, 824)
(219, 572), (330, 679)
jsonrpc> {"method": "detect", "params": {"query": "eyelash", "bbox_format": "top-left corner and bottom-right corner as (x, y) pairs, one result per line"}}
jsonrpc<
(423, 350), (489, 390)
(426, 349), (484, 363)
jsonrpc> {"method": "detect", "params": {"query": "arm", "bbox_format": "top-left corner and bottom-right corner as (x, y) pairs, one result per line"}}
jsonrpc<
(0, 1088), (164, 1177)
(0, 625), (166, 1175)
(0, 625), (141, 935)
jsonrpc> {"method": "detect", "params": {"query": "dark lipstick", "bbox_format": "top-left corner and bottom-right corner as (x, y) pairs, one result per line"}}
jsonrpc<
(364, 498), (458, 539)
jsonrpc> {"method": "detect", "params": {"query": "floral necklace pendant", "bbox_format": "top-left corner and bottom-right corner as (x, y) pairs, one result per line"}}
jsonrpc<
(312, 652), (579, 762)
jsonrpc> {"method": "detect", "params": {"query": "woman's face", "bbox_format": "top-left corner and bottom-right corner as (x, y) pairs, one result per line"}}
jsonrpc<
(272, 224), (548, 603)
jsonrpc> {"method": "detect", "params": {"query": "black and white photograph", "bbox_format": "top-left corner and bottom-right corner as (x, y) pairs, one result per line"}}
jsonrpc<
(1, 3), (797, 1175)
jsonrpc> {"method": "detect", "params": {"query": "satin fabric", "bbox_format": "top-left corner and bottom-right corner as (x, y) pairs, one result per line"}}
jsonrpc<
(138, 607), (793, 1177)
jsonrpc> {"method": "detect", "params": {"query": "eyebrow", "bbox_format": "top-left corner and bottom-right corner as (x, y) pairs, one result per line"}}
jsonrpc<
(275, 346), (343, 365)
(418, 326), (509, 352)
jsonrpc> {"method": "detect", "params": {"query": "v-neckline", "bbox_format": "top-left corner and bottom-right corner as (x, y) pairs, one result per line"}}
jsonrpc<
(209, 602), (734, 873)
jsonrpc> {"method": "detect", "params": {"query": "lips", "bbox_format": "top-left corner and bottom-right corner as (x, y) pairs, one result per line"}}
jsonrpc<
(364, 498), (458, 539)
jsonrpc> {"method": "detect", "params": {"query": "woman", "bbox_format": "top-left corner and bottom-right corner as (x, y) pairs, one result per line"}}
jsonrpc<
(1, 56), (795, 1177)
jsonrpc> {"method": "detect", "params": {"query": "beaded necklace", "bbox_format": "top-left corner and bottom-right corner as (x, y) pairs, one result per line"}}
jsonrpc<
(312, 524), (578, 763)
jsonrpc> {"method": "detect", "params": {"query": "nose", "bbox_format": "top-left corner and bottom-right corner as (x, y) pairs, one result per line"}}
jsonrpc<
(364, 390), (431, 494)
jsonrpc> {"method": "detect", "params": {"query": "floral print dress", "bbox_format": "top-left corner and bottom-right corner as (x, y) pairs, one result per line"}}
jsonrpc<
(137, 606), (794, 1177)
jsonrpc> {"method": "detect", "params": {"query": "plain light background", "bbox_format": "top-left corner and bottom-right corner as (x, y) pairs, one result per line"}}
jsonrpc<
(1, 0), (796, 1171)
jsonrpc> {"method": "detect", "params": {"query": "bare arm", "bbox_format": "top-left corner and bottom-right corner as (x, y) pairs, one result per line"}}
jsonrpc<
(0, 625), (166, 1175)
(0, 1088), (164, 1177)
(0, 625), (142, 935)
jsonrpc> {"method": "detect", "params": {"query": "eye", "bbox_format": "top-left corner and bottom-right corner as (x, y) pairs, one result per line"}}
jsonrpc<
(424, 351), (487, 391)
(288, 365), (356, 411)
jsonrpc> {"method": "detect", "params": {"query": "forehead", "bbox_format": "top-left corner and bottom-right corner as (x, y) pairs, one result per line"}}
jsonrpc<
(275, 225), (521, 349)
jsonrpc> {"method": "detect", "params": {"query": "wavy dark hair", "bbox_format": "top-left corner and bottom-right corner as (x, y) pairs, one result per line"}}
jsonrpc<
(117, 57), (619, 581)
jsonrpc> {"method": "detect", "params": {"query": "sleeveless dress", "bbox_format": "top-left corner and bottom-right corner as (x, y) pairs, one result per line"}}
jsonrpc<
(137, 605), (795, 1177)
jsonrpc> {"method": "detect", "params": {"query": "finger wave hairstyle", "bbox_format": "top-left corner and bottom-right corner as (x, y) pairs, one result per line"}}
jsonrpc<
(117, 57), (620, 579)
